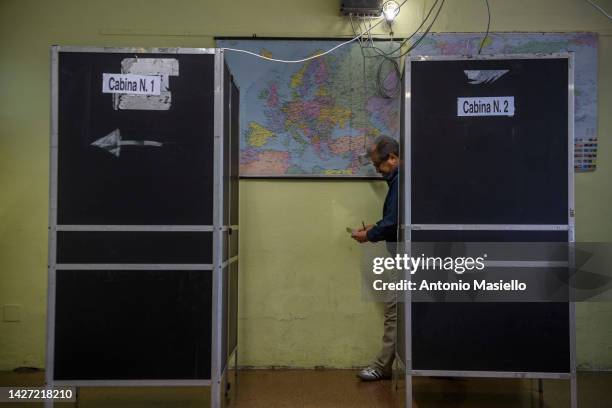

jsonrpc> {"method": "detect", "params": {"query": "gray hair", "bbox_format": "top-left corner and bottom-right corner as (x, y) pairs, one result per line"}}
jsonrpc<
(368, 135), (399, 161)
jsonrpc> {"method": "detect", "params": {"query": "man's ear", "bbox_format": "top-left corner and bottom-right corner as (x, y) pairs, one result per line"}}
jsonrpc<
(388, 153), (399, 164)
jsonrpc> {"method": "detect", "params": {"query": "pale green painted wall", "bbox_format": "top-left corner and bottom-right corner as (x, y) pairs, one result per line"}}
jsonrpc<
(0, 0), (611, 370)
(238, 180), (388, 367)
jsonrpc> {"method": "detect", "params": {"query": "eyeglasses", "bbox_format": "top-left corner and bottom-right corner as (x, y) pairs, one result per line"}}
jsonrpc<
(371, 155), (388, 168)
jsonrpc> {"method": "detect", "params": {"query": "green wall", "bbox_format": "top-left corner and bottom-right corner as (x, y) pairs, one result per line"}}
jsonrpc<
(1, 0), (611, 370)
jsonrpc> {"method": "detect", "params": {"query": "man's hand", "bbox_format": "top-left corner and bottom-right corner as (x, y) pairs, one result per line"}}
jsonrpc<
(362, 224), (374, 231)
(351, 230), (368, 243)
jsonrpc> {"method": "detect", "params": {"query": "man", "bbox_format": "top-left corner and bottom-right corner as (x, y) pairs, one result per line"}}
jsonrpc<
(351, 135), (399, 381)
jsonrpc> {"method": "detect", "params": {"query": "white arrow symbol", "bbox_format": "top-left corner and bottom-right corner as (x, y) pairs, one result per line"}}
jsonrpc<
(464, 69), (509, 84)
(91, 129), (163, 157)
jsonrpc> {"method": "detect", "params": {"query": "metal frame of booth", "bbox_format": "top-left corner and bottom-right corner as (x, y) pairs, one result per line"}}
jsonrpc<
(397, 53), (576, 408)
(46, 47), (239, 408)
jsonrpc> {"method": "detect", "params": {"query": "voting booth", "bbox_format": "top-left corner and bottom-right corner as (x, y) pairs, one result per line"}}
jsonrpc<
(46, 47), (239, 407)
(397, 54), (576, 407)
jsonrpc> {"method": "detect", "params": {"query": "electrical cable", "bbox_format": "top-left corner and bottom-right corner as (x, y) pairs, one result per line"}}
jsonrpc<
(222, 0), (412, 64)
(370, 17), (401, 98)
(352, 0), (415, 59)
(365, 0), (441, 58)
(375, 56), (401, 98)
(348, 2), (409, 98)
(349, 13), (367, 54)
(221, 0), (444, 67)
(218, 0), (453, 159)
(396, 0), (445, 58)
(379, 0), (445, 59)
(358, 0), (445, 97)
(586, 0), (612, 20)
(222, 16), (385, 63)
(223, 0), (444, 98)
(478, 0), (491, 54)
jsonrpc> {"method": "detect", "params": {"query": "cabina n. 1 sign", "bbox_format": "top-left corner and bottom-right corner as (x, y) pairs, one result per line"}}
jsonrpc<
(102, 73), (161, 95)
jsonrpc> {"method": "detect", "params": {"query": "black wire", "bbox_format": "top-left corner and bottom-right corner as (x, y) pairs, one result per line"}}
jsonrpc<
(366, 32), (401, 98)
(351, 0), (446, 98)
(349, 14), (365, 53)
(396, 0), (445, 58)
(376, 56), (401, 98)
(350, 11), (398, 99)
(367, 0), (441, 58)
(478, 0), (491, 55)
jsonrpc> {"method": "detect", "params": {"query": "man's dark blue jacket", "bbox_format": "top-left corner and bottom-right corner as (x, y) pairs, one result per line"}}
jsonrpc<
(366, 167), (398, 243)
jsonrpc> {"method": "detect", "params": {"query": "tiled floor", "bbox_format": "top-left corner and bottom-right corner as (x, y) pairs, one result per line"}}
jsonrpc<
(1, 369), (611, 407)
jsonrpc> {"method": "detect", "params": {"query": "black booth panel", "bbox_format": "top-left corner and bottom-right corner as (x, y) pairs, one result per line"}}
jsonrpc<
(411, 302), (570, 373)
(230, 80), (240, 226)
(222, 64), (231, 226)
(221, 266), (229, 372)
(222, 231), (229, 261)
(397, 76), (407, 364)
(408, 57), (571, 375)
(399, 73), (406, 241)
(410, 58), (568, 225)
(57, 52), (215, 225)
(228, 261), (239, 357)
(411, 230), (568, 242)
(57, 231), (213, 264)
(409, 229), (570, 373)
(229, 229), (239, 258)
(397, 298), (406, 363)
(222, 228), (239, 261)
(54, 270), (212, 380)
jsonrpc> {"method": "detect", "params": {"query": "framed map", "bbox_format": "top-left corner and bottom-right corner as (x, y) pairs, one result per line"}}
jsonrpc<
(218, 38), (401, 177)
(218, 33), (598, 177)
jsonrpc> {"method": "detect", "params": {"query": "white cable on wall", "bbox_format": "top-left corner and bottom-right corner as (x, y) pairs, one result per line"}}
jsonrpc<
(221, 17), (385, 63)
(586, 0), (612, 20)
(220, 0), (410, 63)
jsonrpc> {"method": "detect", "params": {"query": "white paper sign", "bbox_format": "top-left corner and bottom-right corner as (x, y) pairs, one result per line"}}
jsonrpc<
(457, 96), (515, 117)
(102, 73), (161, 95)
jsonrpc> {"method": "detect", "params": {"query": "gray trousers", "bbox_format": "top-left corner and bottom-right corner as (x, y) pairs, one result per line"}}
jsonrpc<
(371, 300), (397, 375)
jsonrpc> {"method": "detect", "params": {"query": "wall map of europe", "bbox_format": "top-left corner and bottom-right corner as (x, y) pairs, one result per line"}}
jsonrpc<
(219, 34), (597, 177)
